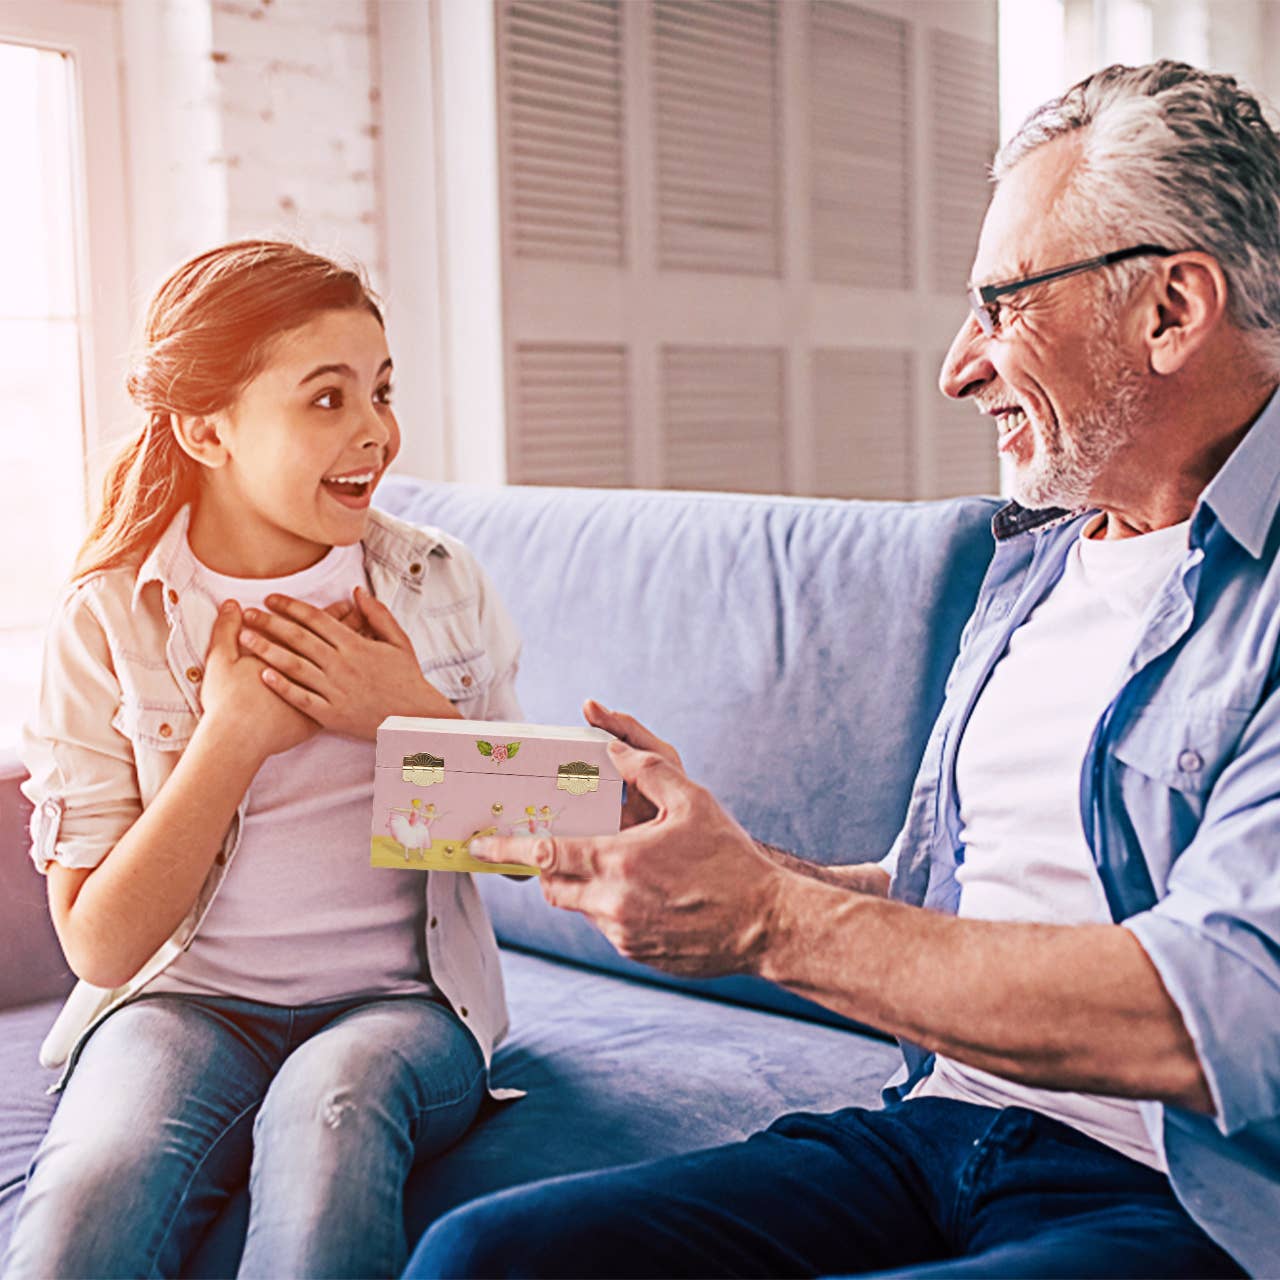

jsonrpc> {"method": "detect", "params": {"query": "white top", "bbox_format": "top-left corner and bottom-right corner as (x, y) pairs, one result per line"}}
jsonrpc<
(148, 541), (437, 1005)
(911, 515), (1191, 1171)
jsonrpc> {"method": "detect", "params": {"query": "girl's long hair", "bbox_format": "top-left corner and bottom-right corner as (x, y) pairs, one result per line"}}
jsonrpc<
(74, 239), (382, 581)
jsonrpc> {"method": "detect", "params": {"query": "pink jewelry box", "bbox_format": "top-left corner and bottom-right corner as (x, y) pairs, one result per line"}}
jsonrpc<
(372, 716), (623, 876)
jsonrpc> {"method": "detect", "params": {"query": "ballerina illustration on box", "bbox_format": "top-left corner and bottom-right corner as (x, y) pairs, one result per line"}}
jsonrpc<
(510, 804), (561, 838)
(386, 799), (446, 862)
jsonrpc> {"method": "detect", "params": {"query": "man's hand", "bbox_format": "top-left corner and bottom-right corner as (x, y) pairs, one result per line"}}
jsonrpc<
(582, 701), (685, 828)
(472, 739), (786, 977)
(238, 586), (461, 740)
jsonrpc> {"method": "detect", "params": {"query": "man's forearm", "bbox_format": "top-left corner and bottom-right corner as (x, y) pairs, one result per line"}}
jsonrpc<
(754, 841), (890, 896)
(758, 874), (1212, 1113)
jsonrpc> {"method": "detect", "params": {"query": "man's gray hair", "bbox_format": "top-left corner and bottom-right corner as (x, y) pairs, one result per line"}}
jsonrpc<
(995, 61), (1280, 371)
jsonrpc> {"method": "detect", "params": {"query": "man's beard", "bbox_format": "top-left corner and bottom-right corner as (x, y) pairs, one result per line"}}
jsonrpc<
(1010, 343), (1145, 512)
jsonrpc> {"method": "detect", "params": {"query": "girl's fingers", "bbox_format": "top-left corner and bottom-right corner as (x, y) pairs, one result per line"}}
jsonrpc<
(240, 630), (326, 693)
(260, 667), (327, 721)
(263, 594), (351, 647)
(323, 599), (359, 628)
(210, 599), (240, 655)
(355, 586), (413, 648)
(244, 606), (334, 665)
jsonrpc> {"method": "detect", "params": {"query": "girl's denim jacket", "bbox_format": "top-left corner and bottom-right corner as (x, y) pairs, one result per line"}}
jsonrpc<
(21, 503), (523, 1090)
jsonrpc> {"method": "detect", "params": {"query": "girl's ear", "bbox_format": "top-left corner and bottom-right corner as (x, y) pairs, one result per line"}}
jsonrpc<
(172, 413), (230, 468)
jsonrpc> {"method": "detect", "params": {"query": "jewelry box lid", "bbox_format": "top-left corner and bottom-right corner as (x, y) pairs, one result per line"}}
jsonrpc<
(376, 715), (623, 786)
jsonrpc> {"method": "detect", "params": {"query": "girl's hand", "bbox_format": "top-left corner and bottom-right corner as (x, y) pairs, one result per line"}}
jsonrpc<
(202, 600), (320, 761)
(239, 586), (461, 740)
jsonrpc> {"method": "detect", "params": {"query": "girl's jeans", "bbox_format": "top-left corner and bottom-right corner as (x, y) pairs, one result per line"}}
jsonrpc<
(1, 991), (486, 1279)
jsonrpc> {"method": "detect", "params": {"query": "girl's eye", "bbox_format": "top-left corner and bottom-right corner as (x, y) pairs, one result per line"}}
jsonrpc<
(313, 388), (343, 410)
(375, 382), (394, 406)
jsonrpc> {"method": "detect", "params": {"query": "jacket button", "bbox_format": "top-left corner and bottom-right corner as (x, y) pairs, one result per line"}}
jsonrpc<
(409, 561), (422, 576)
(460, 1006), (468, 1018)
(167, 588), (179, 604)
(158, 722), (173, 738)
(1178, 749), (1203, 773)
(460, 674), (473, 688)
(186, 666), (202, 683)
(429, 916), (438, 928)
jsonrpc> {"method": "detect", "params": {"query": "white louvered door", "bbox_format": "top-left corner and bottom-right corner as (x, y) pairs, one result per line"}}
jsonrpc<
(496, 0), (998, 500)
(653, 1), (780, 276)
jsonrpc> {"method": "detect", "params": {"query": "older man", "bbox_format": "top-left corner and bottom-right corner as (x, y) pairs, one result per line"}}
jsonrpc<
(411, 62), (1279, 1278)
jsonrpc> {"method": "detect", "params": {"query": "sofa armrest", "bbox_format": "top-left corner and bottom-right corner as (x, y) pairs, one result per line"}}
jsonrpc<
(0, 754), (74, 1010)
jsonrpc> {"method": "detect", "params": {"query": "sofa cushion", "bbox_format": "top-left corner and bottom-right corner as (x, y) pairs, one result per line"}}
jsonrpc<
(0, 758), (74, 1012)
(375, 481), (998, 1018)
(0, 950), (904, 1275)
(0, 1001), (62, 1240)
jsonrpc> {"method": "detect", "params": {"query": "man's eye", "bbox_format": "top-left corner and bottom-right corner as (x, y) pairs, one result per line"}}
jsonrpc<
(313, 389), (343, 410)
(374, 382), (394, 406)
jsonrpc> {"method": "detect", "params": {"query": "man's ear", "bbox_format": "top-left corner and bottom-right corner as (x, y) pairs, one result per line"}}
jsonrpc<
(171, 413), (230, 468)
(1146, 252), (1229, 376)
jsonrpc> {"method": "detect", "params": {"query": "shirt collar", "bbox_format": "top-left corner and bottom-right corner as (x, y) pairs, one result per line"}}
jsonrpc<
(131, 502), (451, 613)
(131, 503), (200, 612)
(363, 505), (451, 567)
(1195, 382), (1280, 560)
(991, 500), (1084, 541)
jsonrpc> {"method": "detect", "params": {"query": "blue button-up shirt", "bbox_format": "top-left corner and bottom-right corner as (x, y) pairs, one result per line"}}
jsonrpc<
(887, 385), (1280, 1276)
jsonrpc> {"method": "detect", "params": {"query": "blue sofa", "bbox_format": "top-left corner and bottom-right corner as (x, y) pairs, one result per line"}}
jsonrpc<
(0, 479), (999, 1275)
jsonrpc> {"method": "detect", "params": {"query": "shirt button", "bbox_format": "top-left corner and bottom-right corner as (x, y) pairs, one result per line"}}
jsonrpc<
(460, 1006), (469, 1018)
(460, 674), (473, 688)
(167, 588), (179, 604)
(158, 722), (173, 738)
(429, 916), (438, 929)
(1178, 749), (1203, 773)
(186, 665), (202, 683)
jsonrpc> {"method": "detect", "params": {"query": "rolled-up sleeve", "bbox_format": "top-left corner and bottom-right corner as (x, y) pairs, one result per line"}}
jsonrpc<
(20, 586), (139, 874)
(1122, 686), (1280, 1137)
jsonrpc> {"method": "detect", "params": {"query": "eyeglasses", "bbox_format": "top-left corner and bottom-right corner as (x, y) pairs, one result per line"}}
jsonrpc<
(967, 244), (1175, 336)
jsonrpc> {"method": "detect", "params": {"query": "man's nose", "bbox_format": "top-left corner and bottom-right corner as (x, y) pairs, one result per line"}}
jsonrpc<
(939, 312), (995, 401)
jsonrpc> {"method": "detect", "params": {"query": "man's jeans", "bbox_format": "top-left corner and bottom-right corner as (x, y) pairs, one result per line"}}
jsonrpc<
(2, 991), (485, 1280)
(409, 1097), (1246, 1279)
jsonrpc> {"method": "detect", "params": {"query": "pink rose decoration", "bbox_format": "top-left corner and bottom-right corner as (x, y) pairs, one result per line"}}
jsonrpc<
(491, 744), (509, 763)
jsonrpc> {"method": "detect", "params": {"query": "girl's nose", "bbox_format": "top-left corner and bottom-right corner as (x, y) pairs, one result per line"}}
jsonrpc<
(359, 399), (393, 449)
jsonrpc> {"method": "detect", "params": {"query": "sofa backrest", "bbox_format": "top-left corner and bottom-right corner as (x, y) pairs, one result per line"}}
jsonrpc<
(377, 480), (1000, 1026)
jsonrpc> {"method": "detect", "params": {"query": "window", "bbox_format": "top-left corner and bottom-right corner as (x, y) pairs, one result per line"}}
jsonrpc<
(0, 2), (131, 745)
(0, 42), (85, 635)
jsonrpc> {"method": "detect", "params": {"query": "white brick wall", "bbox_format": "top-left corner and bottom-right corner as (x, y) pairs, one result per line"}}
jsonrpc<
(210, 0), (385, 283)
(121, 0), (386, 296)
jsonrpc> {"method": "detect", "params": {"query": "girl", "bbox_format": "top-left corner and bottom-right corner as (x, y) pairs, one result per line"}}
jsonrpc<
(3, 241), (522, 1278)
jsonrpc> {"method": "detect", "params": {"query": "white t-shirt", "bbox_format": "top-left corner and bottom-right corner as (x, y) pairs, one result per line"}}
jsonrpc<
(910, 514), (1191, 1171)
(147, 541), (438, 1005)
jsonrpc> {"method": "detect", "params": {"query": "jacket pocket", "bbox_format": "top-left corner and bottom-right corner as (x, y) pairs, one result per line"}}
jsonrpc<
(422, 652), (496, 706)
(1107, 703), (1252, 900)
(1110, 702), (1250, 796)
(110, 702), (198, 751)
